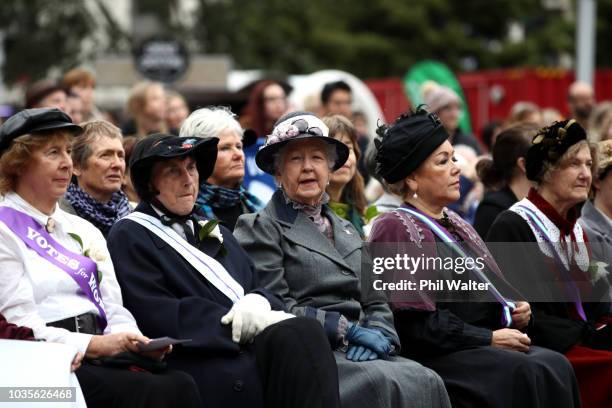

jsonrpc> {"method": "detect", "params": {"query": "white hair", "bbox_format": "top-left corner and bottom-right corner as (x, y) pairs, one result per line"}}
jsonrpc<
(179, 106), (243, 139)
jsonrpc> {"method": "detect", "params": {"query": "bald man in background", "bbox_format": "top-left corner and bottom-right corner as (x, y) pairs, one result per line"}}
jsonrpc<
(568, 81), (595, 129)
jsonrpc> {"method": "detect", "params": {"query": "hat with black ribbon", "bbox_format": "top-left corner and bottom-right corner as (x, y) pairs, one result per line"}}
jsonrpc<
(525, 119), (587, 181)
(255, 111), (349, 174)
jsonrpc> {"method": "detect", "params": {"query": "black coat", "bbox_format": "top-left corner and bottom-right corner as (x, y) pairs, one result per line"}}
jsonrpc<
(487, 210), (611, 352)
(473, 186), (517, 239)
(107, 201), (285, 408)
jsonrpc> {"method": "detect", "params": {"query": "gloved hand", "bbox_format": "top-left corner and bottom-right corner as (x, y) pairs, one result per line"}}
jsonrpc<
(346, 345), (378, 362)
(345, 323), (392, 358)
(264, 310), (296, 326)
(221, 294), (271, 343)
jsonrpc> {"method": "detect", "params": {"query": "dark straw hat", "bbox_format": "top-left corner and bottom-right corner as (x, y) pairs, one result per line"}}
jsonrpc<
(129, 134), (218, 200)
(255, 111), (349, 174)
(525, 119), (587, 181)
(0, 108), (82, 155)
(375, 107), (449, 184)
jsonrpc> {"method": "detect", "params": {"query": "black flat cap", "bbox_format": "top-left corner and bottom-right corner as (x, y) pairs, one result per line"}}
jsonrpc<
(526, 119), (587, 181)
(129, 134), (218, 200)
(375, 107), (449, 184)
(0, 108), (82, 154)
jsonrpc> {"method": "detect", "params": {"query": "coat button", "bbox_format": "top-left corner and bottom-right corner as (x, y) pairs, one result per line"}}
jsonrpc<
(233, 380), (244, 392)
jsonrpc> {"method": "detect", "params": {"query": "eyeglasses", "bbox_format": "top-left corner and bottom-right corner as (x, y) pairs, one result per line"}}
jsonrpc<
(292, 118), (324, 137)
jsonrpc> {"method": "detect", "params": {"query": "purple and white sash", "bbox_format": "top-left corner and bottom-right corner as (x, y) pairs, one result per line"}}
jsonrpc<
(0, 207), (107, 330)
(396, 207), (516, 327)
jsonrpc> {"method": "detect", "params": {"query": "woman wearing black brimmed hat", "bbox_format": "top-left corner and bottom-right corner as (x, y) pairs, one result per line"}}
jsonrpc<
(106, 133), (341, 408)
(369, 107), (580, 408)
(0, 108), (201, 408)
(488, 119), (612, 407)
(234, 111), (452, 408)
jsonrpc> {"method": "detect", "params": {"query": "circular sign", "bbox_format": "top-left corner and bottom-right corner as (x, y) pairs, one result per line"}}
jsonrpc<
(134, 37), (189, 83)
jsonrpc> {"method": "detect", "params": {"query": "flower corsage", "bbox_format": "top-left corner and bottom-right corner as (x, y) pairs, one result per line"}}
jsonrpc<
(198, 220), (227, 256)
(68, 233), (105, 282)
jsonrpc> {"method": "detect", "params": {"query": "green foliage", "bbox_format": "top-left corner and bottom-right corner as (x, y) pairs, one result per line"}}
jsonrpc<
(0, 0), (98, 84)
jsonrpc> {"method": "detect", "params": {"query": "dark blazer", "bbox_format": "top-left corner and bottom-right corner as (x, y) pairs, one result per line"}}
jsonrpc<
(107, 201), (284, 408)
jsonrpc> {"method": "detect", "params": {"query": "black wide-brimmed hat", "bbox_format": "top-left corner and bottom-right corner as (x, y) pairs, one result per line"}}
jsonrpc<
(130, 134), (218, 200)
(0, 108), (82, 155)
(375, 107), (449, 184)
(255, 111), (349, 174)
(525, 119), (587, 181)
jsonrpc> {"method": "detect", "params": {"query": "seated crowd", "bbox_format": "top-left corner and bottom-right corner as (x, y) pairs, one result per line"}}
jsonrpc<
(0, 75), (611, 408)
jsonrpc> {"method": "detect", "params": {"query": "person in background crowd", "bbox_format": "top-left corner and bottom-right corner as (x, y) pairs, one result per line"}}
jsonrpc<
(321, 80), (353, 118)
(568, 81), (596, 130)
(488, 119), (612, 408)
(60, 120), (131, 237)
(25, 79), (67, 112)
(580, 140), (612, 305)
(370, 107), (580, 408)
(240, 80), (290, 204)
(351, 110), (372, 184)
(505, 101), (542, 127)
(323, 115), (367, 236)
(62, 68), (102, 121)
(65, 91), (84, 124)
(594, 115), (612, 143)
(361, 135), (402, 236)
(473, 123), (538, 238)
(107, 134), (341, 408)
(165, 91), (190, 134)
(180, 107), (263, 230)
(124, 81), (167, 138)
(588, 101), (612, 142)
(235, 111), (452, 408)
(0, 108), (201, 408)
(541, 107), (563, 126)
(423, 85), (481, 154)
(480, 119), (502, 152)
(121, 136), (140, 207)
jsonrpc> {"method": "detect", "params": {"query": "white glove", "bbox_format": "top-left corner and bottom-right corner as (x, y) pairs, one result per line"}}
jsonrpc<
(221, 294), (272, 343)
(264, 311), (296, 326)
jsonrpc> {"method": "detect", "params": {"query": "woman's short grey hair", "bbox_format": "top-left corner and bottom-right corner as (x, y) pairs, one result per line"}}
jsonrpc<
(273, 140), (337, 174)
(72, 120), (123, 169)
(179, 106), (243, 139)
(384, 178), (412, 198)
(539, 140), (590, 184)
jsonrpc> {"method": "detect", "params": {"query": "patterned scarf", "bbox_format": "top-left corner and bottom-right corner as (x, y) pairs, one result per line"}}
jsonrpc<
(283, 189), (334, 241)
(196, 182), (263, 220)
(65, 183), (132, 236)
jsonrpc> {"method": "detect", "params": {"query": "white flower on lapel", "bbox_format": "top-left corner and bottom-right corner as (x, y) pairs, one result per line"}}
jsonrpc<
(589, 261), (609, 282)
(198, 220), (223, 244)
(86, 244), (108, 263)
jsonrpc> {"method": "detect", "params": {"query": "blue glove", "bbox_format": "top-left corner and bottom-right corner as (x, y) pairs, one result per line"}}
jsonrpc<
(346, 345), (378, 361)
(345, 323), (392, 358)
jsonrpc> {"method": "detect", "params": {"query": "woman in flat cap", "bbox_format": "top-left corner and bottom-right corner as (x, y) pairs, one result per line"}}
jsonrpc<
(234, 111), (452, 408)
(488, 119), (612, 407)
(106, 133), (341, 408)
(0, 108), (201, 408)
(369, 107), (580, 408)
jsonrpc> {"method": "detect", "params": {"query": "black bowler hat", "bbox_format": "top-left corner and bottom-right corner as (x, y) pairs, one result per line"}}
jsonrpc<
(525, 119), (587, 181)
(0, 108), (82, 154)
(375, 107), (449, 184)
(129, 134), (218, 200)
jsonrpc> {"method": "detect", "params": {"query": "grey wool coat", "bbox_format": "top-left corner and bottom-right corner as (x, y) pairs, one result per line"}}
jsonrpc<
(235, 190), (451, 408)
